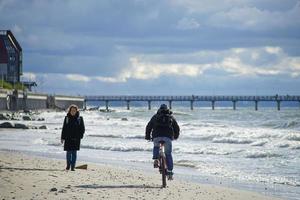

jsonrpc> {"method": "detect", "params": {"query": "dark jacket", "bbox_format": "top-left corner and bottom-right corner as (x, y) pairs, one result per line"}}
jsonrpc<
(61, 112), (85, 151)
(145, 109), (180, 140)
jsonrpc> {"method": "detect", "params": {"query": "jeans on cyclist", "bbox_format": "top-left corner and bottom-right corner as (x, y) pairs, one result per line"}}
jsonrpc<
(152, 137), (173, 171)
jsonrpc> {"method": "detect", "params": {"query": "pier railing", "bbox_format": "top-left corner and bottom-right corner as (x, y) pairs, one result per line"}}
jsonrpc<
(84, 95), (300, 110)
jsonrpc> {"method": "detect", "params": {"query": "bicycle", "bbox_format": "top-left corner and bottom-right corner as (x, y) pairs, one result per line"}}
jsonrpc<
(156, 141), (173, 188)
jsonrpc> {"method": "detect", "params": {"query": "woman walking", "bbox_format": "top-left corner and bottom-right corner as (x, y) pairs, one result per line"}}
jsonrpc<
(61, 105), (85, 171)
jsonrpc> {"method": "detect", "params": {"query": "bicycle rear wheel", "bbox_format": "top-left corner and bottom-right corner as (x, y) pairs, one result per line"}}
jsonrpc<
(160, 156), (167, 188)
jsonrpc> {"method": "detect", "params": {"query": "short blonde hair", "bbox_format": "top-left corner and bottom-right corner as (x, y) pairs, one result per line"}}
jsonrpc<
(68, 104), (78, 114)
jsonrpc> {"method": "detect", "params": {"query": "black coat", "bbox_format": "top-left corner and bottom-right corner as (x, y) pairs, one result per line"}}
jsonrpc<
(61, 112), (85, 151)
(145, 109), (180, 140)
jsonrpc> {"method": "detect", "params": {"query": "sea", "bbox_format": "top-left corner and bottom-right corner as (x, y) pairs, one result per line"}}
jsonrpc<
(0, 103), (299, 200)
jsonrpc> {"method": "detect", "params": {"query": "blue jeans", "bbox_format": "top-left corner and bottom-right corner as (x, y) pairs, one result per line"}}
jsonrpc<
(66, 150), (77, 168)
(153, 137), (173, 171)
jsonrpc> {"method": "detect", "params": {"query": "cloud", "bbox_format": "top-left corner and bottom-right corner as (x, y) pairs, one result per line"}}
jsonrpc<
(66, 74), (91, 82)
(125, 57), (204, 79)
(104, 46), (300, 81)
(0, 0), (16, 10)
(21, 72), (37, 81)
(94, 76), (126, 83)
(208, 2), (300, 30)
(20, 45), (300, 88)
(265, 46), (281, 54)
(176, 17), (200, 30)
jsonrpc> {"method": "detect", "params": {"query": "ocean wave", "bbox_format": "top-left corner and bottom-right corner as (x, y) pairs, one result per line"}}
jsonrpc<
(175, 148), (233, 156)
(80, 144), (151, 152)
(48, 142), (62, 147)
(246, 152), (282, 159)
(276, 143), (290, 148)
(276, 121), (300, 129)
(291, 145), (300, 150)
(285, 134), (300, 141)
(273, 181), (300, 187)
(34, 138), (61, 147)
(183, 131), (235, 141)
(261, 120), (300, 130)
(251, 141), (268, 146)
(88, 134), (144, 139)
(175, 160), (198, 168)
(212, 137), (253, 144)
(172, 111), (192, 116)
(88, 134), (121, 138)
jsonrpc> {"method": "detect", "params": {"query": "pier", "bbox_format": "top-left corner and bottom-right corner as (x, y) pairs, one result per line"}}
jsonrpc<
(84, 95), (300, 111)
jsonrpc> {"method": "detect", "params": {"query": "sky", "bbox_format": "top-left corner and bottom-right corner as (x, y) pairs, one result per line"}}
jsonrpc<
(1, 0), (300, 95)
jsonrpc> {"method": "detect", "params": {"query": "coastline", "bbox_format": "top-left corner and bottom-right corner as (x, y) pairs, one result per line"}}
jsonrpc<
(0, 151), (281, 200)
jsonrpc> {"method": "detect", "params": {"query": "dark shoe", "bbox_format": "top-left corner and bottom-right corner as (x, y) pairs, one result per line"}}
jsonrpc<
(71, 168), (75, 171)
(66, 165), (70, 170)
(153, 159), (159, 168)
(167, 170), (173, 180)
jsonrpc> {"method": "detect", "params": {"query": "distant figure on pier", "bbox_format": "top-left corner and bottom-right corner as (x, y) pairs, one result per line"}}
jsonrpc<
(145, 104), (180, 179)
(61, 105), (85, 171)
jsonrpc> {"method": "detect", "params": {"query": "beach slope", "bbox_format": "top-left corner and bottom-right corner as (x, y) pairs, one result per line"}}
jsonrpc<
(0, 151), (280, 200)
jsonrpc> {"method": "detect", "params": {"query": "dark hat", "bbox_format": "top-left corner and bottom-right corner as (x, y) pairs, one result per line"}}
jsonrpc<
(159, 104), (168, 110)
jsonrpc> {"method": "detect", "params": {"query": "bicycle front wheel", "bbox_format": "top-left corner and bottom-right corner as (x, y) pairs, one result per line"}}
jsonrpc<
(160, 156), (167, 188)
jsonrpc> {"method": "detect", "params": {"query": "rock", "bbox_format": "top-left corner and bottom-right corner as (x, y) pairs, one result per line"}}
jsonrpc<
(0, 122), (14, 128)
(87, 107), (99, 111)
(14, 123), (29, 129)
(121, 118), (128, 121)
(23, 110), (31, 114)
(50, 188), (57, 192)
(58, 189), (66, 193)
(22, 116), (32, 121)
(0, 113), (10, 120)
(99, 109), (115, 113)
(39, 125), (47, 129)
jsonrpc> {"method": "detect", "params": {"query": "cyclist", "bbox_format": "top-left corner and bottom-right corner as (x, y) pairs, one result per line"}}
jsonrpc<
(145, 104), (180, 178)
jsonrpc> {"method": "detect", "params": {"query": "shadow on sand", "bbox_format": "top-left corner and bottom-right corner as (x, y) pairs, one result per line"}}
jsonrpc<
(0, 167), (63, 172)
(75, 184), (162, 189)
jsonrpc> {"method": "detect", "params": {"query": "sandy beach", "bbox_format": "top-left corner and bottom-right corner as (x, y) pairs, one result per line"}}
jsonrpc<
(0, 151), (281, 200)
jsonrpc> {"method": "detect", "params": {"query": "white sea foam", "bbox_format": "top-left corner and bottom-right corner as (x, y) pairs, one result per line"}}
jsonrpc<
(212, 137), (253, 144)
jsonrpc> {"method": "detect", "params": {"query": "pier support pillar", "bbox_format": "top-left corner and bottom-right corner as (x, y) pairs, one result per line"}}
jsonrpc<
(168, 101), (172, 110)
(83, 100), (87, 110)
(190, 100), (194, 110)
(255, 101), (258, 111)
(212, 101), (215, 110)
(23, 92), (27, 111)
(148, 101), (151, 110)
(233, 101), (236, 110)
(126, 100), (130, 110)
(105, 100), (109, 111)
(277, 100), (281, 111)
